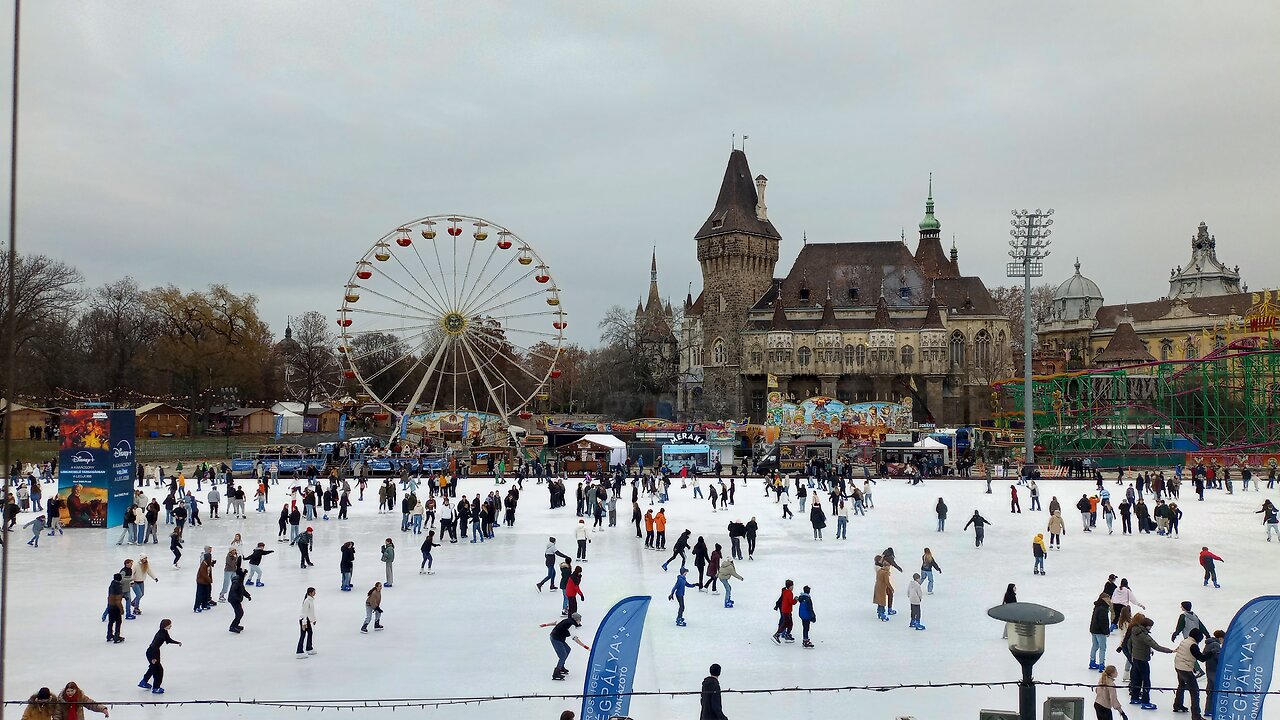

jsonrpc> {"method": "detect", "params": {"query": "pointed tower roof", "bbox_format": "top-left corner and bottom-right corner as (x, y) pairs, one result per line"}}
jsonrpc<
(770, 282), (789, 330)
(684, 282), (694, 313)
(695, 149), (782, 240)
(914, 174), (955, 280)
(635, 300), (644, 317)
(874, 293), (892, 328)
(921, 287), (945, 329)
(645, 249), (662, 312)
(1095, 322), (1156, 365)
(819, 283), (838, 330)
(949, 235), (960, 275)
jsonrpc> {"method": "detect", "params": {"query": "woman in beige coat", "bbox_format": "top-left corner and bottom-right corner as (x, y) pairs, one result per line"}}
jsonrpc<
(1047, 511), (1066, 549)
(1093, 665), (1126, 720)
(873, 557), (894, 621)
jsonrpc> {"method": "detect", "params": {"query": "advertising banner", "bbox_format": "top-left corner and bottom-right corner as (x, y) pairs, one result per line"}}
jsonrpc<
(57, 409), (137, 529)
(581, 595), (651, 720)
(338, 413), (347, 440)
(1211, 595), (1280, 720)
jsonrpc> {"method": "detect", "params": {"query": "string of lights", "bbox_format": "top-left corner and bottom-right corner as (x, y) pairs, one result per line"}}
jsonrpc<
(3, 680), (1276, 711)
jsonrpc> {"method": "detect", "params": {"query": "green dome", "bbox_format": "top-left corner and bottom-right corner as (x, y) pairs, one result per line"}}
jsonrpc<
(919, 196), (940, 231)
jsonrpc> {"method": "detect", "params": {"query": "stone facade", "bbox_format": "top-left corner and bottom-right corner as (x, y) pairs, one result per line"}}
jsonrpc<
(679, 151), (1011, 425)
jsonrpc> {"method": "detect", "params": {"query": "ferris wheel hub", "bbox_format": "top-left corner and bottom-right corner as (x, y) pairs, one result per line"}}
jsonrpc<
(441, 311), (468, 336)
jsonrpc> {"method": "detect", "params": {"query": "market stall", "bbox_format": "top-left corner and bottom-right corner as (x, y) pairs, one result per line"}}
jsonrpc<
(556, 434), (627, 474)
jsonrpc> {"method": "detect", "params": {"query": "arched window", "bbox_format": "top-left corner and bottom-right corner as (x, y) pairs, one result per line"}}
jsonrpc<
(855, 344), (867, 366)
(844, 344), (856, 366)
(975, 330), (993, 369)
(1184, 337), (1198, 360)
(1160, 339), (1173, 361)
(750, 345), (763, 366)
(1214, 334), (1226, 350)
(949, 331), (966, 367)
(797, 346), (811, 367)
(900, 345), (914, 368)
(711, 338), (727, 366)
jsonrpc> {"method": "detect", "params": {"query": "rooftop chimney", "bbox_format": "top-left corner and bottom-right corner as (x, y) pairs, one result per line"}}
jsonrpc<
(755, 174), (768, 221)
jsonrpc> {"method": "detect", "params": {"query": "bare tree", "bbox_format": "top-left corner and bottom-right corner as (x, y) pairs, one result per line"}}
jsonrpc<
(992, 283), (1056, 355)
(283, 310), (339, 418)
(0, 252), (84, 394)
(77, 277), (161, 404)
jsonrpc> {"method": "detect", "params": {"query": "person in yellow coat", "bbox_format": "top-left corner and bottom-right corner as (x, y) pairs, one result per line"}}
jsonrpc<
(1032, 533), (1049, 576)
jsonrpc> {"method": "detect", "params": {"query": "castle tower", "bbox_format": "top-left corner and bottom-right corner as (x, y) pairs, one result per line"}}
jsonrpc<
(695, 149), (781, 419)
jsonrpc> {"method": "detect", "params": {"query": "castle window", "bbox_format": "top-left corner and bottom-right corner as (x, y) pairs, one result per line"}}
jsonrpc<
(797, 346), (811, 367)
(1184, 337), (1198, 360)
(855, 344), (867, 366)
(844, 344), (856, 365)
(751, 390), (765, 412)
(900, 345), (914, 368)
(799, 287), (810, 303)
(949, 331), (967, 367)
(711, 338), (727, 366)
(750, 347), (763, 366)
(1160, 339), (1173, 361)
(848, 288), (859, 302)
(899, 287), (910, 300)
(975, 330), (993, 369)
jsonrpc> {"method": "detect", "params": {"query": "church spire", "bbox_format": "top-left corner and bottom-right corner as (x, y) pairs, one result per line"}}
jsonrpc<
(770, 282), (788, 330)
(645, 249), (662, 312)
(919, 173), (940, 232)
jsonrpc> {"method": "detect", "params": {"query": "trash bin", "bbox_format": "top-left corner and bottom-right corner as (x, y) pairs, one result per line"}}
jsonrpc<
(149, 431), (159, 438)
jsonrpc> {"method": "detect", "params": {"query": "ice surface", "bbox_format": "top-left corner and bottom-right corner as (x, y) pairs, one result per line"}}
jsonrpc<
(2, 474), (1276, 719)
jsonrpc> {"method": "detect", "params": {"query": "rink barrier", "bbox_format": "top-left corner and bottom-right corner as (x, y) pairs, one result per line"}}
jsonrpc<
(5, 680), (1278, 712)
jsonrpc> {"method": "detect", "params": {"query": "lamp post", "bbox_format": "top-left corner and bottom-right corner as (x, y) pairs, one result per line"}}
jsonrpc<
(1007, 209), (1053, 466)
(988, 602), (1065, 720)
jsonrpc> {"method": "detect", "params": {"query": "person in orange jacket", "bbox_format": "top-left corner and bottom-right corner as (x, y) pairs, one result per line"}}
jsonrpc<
(653, 508), (667, 549)
(643, 509), (655, 548)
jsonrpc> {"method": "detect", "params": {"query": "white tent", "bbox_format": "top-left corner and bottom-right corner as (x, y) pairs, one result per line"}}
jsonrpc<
(275, 410), (304, 435)
(580, 434), (628, 466)
(914, 437), (948, 450)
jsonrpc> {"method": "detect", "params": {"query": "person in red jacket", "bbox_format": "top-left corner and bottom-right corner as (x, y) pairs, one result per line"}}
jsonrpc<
(564, 566), (585, 616)
(1199, 547), (1224, 588)
(772, 579), (795, 644)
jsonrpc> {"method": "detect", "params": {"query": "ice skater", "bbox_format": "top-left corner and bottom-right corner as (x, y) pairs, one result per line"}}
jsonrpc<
(339, 541), (355, 591)
(228, 568), (251, 633)
(380, 538), (395, 588)
(907, 574), (925, 630)
(246, 543), (273, 586)
(662, 529), (692, 572)
(541, 612), (589, 681)
(669, 567), (695, 626)
(772, 579), (795, 642)
(1032, 533), (1048, 575)
(297, 527), (315, 568)
(963, 510), (991, 547)
(297, 587), (317, 658)
(920, 548), (941, 594)
(717, 555), (743, 608)
(1198, 547), (1223, 588)
(797, 585), (817, 647)
(536, 537), (572, 591)
(420, 530), (440, 574)
(361, 582), (383, 633)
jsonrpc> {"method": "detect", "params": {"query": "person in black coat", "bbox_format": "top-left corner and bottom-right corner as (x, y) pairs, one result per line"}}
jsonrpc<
(963, 511), (992, 547)
(139, 619), (181, 693)
(228, 569), (252, 633)
(700, 663), (729, 720)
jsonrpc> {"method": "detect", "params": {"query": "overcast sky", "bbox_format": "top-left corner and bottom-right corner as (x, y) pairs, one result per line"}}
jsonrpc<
(4, 2), (1278, 347)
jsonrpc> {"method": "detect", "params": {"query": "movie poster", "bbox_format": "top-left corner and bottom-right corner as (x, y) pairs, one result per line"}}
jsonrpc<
(57, 409), (136, 529)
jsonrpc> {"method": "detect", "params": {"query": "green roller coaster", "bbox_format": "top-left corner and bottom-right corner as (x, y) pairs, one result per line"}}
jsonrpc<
(995, 302), (1280, 466)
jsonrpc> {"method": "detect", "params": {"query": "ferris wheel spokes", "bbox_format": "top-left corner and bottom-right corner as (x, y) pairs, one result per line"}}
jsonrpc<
(395, 335), (453, 435)
(459, 334), (512, 419)
(379, 254), (452, 317)
(458, 245), (517, 315)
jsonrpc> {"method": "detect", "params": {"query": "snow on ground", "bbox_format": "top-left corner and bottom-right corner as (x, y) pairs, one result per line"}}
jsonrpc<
(2, 473), (1276, 720)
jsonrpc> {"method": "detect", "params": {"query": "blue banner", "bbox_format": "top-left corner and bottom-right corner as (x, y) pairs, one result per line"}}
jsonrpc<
(581, 595), (651, 720)
(273, 414), (283, 440)
(1212, 595), (1280, 720)
(338, 413), (347, 440)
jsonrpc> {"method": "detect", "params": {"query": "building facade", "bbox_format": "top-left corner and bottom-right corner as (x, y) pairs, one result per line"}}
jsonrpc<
(678, 150), (1011, 425)
(1038, 221), (1258, 369)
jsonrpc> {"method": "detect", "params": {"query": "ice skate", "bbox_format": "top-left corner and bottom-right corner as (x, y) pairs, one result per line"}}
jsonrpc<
(138, 681), (151, 689)
(771, 633), (782, 645)
(802, 640), (814, 648)
(361, 624), (368, 633)
(151, 688), (165, 694)
(675, 618), (687, 627)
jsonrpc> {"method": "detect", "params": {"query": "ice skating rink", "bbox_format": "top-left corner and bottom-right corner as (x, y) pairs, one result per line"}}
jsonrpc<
(3, 475), (1275, 719)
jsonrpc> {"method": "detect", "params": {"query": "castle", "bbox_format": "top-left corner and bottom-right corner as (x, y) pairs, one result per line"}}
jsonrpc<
(678, 149), (1012, 425)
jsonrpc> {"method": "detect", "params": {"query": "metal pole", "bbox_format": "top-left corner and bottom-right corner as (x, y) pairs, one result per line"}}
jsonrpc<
(1019, 658), (1036, 720)
(1023, 220), (1036, 466)
(0, 3), (20, 719)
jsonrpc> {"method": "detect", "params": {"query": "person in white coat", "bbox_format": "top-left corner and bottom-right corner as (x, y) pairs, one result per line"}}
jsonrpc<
(907, 573), (926, 630)
(574, 519), (590, 561)
(297, 587), (317, 658)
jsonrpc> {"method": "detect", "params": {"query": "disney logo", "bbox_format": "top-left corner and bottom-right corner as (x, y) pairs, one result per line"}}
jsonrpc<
(113, 440), (134, 459)
(71, 451), (95, 464)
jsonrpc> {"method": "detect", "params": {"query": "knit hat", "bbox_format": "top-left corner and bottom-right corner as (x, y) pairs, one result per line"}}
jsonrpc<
(570, 612), (582, 623)
(306, 527), (313, 532)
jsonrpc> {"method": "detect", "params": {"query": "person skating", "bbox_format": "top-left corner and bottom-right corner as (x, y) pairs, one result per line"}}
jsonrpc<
(297, 526), (315, 568)
(1047, 511), (1065, 549)
(935, 498), (947, 532)
(1111, 578), (1145, 630)
(1127, 616), (1173, 710)
(22, 514), (46, 547)
(907, 573), (925, 630)
(1010, 485), (1021, 513)
(1258, 499), (1279, 541)
(361, 582), (384, 633)
(809, 500), (826, 540)
(227, 568), (251, 633)
(131, 554), (159, 615)
(564, 565), (585, 617)
(717, 556), (743, 608)
(169, 526), (183, 568)
(1198, 547), (1223, 588)
(1032, 533), (1048, 575)
(536, 537), (571, 592)
(420, 530), (440, 574)
(1078, 494), (1093, 532)
(654, 508), (668, 549)
(194, 553), (216, 613)
(219, 546), (240, 603)
(797, 585), (817, 646)
(1089, 593), (1112, 670)
(963, 510), (991, 547)
(1094, 665), (1128, 720)
(920, 548), (942, 594)
(56, 682), (109, 719)
(772, 579), (795, 643)
(574, 519), (589, 561)
(246, 543), (273, 587)
(1172, 601), (1209, 642)
(296, 587), (318, 658)
(1172, 628), (1207, 719)
(745, 517), (758, 559)
(669, 567), (695, 626)
(20, 687), (56, 720)
(662, 529), (692, 572)
(106, 573), (126, 643)
(873, 557), (895, 621)
(339, 540), (356, 591)
(700, 663), (729, 720)
(541, 612), (589, 680)
(692, 536), (710, 589)
(380, 538), (395, 588)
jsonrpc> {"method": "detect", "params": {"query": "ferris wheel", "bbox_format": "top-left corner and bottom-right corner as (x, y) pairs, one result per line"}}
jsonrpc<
(338, 215), (564, 432)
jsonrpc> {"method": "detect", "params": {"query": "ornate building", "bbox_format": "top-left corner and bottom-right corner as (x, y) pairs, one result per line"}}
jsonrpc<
(1038, 221), (1257, 369)
(634, 250), (679, 418)
(678, 150), (1012, 425)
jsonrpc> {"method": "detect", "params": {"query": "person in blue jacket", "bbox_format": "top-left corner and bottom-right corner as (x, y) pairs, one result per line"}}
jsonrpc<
(797, 585), (817, 648)
(669, 567), (695, 627)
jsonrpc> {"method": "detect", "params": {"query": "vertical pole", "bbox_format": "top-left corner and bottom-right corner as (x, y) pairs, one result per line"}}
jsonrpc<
(1023, 219), (1036, 466)
(1019, 659), (1037, 720)
(0, 3), (20, 719)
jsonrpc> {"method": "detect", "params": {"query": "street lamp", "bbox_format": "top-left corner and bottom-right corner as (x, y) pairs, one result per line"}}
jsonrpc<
(987, 601), (1065, 720)
(1007, 209), (1053, 466)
